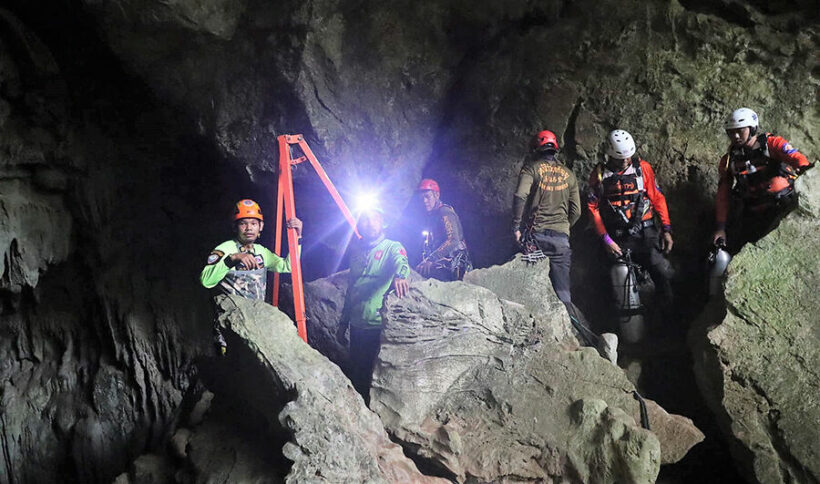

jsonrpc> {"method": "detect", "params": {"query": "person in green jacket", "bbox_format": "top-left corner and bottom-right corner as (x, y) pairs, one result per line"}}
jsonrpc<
(200, 199), (302, 354)
(338, 208), (410, 400)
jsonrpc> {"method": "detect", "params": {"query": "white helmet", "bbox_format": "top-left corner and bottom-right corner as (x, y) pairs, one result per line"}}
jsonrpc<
(724, 108), (759, 130)
(607, 129), (636, 159)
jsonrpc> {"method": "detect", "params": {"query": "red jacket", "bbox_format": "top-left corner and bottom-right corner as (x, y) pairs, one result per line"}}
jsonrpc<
(587, 159), (672, 238)
(715, 133), (809, 227)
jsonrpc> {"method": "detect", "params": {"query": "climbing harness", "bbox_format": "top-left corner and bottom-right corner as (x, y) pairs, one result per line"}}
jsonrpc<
(597, 157), (652, 238)
(726, 133), (801, 209)
(520, 227), (547, 264)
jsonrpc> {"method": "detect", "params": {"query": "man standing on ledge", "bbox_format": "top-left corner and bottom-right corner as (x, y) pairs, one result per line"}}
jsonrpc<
(512, 130), (617, 363)
(338, 208), (410, 401)
(512, 130), (580, 305)
(201, 199), (302, 354)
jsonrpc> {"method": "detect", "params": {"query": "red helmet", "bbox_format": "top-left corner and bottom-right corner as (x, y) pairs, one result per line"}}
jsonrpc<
(234, 199), (263, 221)
(532, 130), (559, 151)
(417, 178), (440, 195)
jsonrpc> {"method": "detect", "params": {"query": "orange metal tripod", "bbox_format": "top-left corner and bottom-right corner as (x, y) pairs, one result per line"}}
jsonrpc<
(271, 134), (360, 342)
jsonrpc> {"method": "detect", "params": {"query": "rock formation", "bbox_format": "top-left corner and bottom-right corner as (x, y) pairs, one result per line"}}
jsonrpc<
(0, 0), (816, 481)
(371, 276), (704, 483)
(213, 295), (446, 484)
(463, 254), (580, 345)
(0, 6), (222, 482)
(691, 172), (820, 484)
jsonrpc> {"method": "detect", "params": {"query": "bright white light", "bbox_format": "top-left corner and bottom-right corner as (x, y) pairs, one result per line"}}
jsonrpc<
(422, 230), (429, 237)
(355, 192), (380, 213)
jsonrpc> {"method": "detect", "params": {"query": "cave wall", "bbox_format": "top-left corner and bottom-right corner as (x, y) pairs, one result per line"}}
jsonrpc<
(0, 5), (250, 481)
(75, 0), (818, 268)
(0, 0), (817, 482)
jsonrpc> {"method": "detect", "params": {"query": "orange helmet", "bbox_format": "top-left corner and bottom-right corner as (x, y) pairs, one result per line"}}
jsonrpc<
(234, 199), (263, 221)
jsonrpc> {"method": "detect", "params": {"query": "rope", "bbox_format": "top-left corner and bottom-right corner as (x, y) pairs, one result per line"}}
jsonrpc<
(633, 391), (651, 430)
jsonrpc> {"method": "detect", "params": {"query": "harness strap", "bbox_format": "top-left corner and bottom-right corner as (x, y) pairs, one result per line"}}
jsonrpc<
(600, 157), (649, 232)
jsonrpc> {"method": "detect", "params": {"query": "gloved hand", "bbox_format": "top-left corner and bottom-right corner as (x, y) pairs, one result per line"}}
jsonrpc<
(796, 162), (816, 176)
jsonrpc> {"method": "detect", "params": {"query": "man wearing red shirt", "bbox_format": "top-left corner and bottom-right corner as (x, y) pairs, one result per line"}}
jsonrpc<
(713, 108), (812, 253)
(587, 129), (674, 304)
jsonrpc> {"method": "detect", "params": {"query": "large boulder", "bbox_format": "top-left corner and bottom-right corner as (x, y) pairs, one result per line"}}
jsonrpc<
(691, 171), (820, 484)
(214, 295), (446, 484)
(280, 271), (352, 370)
(464, 253), (579, 346)
(371, 278), (704, 483)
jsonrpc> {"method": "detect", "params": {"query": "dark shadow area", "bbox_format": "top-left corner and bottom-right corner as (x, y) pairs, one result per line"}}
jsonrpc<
(570, 197), (747, 482)
(193, 330), (295, 481)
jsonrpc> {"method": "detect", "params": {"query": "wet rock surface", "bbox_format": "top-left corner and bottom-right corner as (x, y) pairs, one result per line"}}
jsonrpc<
(371, 276), (704, 482)
(691, 172), (820, 484)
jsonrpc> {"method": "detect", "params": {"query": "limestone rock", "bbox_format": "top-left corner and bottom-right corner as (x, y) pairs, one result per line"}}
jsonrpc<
(129, 454), (174, 484)
(280, 271), (352, 371)
(182, 414), (285, 483)
(371, 278), (703, 482)
(691, 189), (820, 484)
(215, 295), (446, 484)
(170, 428), (191, 459)
(464, 253), (579, 345)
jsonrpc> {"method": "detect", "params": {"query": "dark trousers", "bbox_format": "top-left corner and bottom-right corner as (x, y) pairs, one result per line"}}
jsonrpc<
(614, 226), (673, 303)
(726, 195), (796, 254)
(532, 229), (572, 304)
(349, 326), (383, 403)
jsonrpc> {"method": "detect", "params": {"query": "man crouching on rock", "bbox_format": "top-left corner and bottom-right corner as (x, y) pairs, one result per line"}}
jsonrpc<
(200, 199), (302, 355)
(338, 208), (410, 402)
